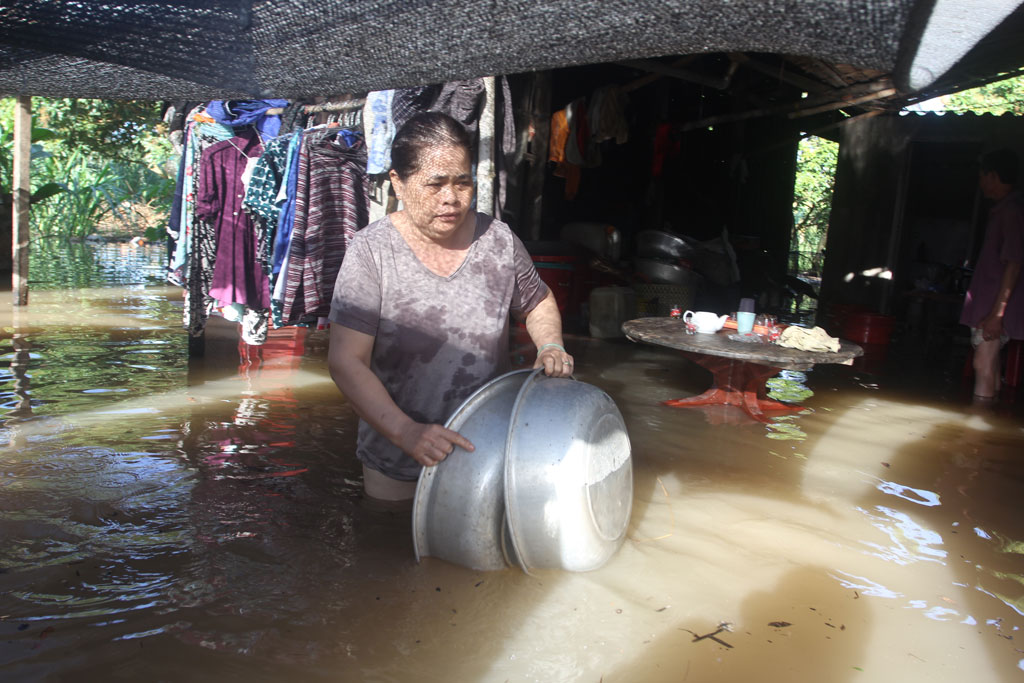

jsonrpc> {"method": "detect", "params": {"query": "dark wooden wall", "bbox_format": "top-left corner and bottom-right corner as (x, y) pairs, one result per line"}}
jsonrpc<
(822, 113), (1024, 324)
(504, 63), (802, 314)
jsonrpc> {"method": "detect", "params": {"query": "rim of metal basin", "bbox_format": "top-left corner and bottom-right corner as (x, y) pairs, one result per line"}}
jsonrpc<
(503, 369), (633, 575)
(412, 368), (532, 570)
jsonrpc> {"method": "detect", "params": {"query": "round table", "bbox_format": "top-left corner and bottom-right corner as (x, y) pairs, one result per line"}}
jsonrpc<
(622, 317), (864, 422)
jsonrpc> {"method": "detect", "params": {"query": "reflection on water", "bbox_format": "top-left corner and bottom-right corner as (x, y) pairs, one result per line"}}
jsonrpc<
(1, 242), (1023, 682)
(766, 369), (814, 403)
(28, 241), (169, 290)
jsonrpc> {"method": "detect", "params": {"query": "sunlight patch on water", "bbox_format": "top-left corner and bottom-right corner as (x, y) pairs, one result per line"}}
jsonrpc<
(906, 602), (960, 621)
(96, 407), (161, 415)
(857, 505), (947, 565)
(981, 579), (1024, 617)
(830, 569), (903, 599)
(2, 368), (334, 442)
(876, 479), (941, 506)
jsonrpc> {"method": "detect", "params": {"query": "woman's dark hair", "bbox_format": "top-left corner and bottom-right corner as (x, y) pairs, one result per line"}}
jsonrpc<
(390, 112), (473, 179)
(980, 148), (1019, 185)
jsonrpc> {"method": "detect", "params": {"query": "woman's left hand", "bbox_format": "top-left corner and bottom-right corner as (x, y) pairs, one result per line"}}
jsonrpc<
(535, 344), (575, 377)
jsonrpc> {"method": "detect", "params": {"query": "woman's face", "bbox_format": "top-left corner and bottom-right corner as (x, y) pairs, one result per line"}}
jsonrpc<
(391, 144), (474, 242)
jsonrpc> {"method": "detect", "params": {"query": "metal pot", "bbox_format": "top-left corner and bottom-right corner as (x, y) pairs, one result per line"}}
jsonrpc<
(504, 370), (632, 574)
(412, 369), (530, 571)
(635, 230), (696, 261)
(634, 257), (700, 286)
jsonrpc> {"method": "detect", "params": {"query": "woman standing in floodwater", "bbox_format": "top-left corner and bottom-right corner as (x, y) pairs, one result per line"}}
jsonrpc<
(327, 112), (573, 502)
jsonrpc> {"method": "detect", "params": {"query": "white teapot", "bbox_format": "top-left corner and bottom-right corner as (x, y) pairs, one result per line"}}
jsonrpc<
(683, 310), (728, 334)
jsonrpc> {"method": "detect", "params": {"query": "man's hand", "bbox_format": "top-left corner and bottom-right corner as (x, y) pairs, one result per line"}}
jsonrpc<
(981, 312), (1004, 341)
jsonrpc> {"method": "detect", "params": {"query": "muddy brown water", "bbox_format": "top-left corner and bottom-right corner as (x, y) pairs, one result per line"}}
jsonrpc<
(1, 243), (1023, 682)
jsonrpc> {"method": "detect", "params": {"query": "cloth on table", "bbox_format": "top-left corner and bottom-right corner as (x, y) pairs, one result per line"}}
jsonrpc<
(777, 325), (840, 353)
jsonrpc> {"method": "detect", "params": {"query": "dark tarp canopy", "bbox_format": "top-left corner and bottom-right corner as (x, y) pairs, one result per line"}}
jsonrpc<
(1, 1), (1023, 106)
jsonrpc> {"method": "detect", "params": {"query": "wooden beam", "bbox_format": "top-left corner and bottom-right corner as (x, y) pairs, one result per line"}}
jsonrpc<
(616, 58), (737, 91)
(788, 88), (897, 118)
(12, 96), (30, 307)
(680, 79), (894, 131)
(621, 56), (699, 93)
(729, 53), (830, 94)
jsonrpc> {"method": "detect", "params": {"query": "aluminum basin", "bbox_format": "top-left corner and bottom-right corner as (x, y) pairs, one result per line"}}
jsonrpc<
(412, 369), (530, 570)
(504, 370), (633, 574)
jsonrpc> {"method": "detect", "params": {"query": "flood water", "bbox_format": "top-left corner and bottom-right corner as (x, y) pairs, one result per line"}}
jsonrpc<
(2, 242), (1023, 682)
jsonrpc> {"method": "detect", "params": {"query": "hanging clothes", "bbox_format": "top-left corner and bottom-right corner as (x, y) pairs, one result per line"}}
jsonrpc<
(166, 137), (187, 265)
(271, 130), (304, 278)
(170, 86), (511, 342)
(171, 108), (237, 339)
(242, 131), (293, 274)
(588, 85), (629, 145)
(549, 106), (580, 200)
(391, 85), (441, 132)
(433, 79), (486, 137)
(363, 90), (395, 175)
(388, 77), (517, 216)
(205, 99), (290, 140)
(171, 101), (290, 342)
(196, 127), (271, 311)
(493, 75), (517, 218)
(168, 110), (234, 285)
(280, 127), (370, 325)
(651, 122), (680, 178)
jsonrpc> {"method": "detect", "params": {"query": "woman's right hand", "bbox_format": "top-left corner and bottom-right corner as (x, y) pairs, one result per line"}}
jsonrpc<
(397, 422), (475, 467)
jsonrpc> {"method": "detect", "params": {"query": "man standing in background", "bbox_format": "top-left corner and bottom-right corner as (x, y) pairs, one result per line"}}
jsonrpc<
(961, 148), (1024, 399)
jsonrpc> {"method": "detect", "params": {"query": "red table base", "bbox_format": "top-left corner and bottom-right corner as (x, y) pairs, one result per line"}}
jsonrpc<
(663, 352), (805, 422)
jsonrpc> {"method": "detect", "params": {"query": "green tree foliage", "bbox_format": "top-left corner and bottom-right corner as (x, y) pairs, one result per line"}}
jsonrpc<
(0, 97), (177, 242)
(790, 135), (838, 277)
(0, 119), (64, 204)
(939, 73), (1024, 115)
(34, 99), (176, 169)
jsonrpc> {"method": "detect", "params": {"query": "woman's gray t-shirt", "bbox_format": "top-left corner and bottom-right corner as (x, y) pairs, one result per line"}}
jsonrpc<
(329, 212), (549, 480)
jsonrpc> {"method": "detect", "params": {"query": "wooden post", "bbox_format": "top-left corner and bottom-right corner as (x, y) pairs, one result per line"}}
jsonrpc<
(477, 76), (497, 216)
(12, 96), (31, 306)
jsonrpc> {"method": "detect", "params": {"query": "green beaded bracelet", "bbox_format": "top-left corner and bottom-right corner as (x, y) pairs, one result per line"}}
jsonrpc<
(537, 342), (566, 354)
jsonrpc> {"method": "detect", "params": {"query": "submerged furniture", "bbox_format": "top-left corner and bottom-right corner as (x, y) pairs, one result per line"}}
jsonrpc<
(622, 317), (863, 422)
